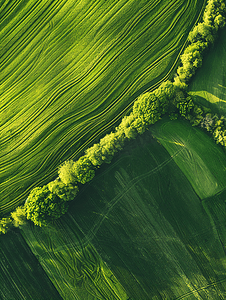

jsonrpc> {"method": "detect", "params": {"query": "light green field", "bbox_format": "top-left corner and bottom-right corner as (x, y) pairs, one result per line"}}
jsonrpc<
(18, 129), (226, 299)
(0, 0), (206, 215)
(0, 230), (62, 300)
(151, 118), (226, 199)
(189, 28), (226, 115)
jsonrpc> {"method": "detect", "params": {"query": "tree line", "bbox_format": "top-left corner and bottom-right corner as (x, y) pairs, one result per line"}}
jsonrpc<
(174, 0), (226, 87)
(1, 0), (226, 233)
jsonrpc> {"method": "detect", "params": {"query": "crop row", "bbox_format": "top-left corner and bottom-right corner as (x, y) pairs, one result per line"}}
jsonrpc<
(0, 0), (205, 215)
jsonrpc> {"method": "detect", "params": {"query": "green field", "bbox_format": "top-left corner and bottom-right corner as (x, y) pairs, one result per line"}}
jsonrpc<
(3, 1), (226, 299)
(150, 118), (226, 199)
(0, 0), (206, 215)
(189, 27), (226, 115)
(0, 230), (63, 300)
(21, 218), (128, 300)
(16, 126), (226, 299)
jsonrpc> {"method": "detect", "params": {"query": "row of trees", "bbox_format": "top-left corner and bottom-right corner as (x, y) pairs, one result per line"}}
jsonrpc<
(1, 81), (176, 230)
(175, 0), (226, 86)
(1, 0), (226, 233)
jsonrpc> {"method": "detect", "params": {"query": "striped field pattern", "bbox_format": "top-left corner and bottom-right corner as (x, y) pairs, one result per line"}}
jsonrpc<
(0, 0), (206, 215)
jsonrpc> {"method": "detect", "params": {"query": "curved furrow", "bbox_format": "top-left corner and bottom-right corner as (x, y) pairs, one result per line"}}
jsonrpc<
(0, 0), (205, 215)
(0, 0), (24, 26)
(0, 0), (157, 109)
(0, 0), (177, 103)
(0, 0), (183, 147)
(0, 1), (67, 69)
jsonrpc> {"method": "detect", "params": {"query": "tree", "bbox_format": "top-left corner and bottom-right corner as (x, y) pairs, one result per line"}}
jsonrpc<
(214, 14), (226, 28)
(188, 23), (215, 44)
(176, 96), (194, 118)
(11, 206), (26, 227)
(48, 179), (79, 201)
(173, 75), (188, 88)
(25, 186), (69, 226)
(132, 93), (161, 127)
(72, 156), (95, 184)
(85, 143), (103, 166)
(200, 113), (215, 131)
(154, 80), (176, 114)
(99, 132), (125, 164)
(117, 114), (137, 139)
(203, 0), (226, 28)
(58, 160), (77, 185)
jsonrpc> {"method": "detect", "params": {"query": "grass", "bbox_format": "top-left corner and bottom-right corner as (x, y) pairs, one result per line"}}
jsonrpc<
(0, 0), (206, 215)
(0, 229), (62, 300)
(18, 128), (226, 299)
(150, 118), (226, 199)
(189, 27), (226, 115)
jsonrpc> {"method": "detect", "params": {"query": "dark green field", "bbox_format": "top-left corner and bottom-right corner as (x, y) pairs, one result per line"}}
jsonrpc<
(0, 230), (62, 300)
(0, 0), (206, 215)
(17, 124), (226, 299)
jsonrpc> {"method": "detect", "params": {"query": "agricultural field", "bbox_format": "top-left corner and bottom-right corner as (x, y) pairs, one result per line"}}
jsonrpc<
(0, 229), (62, 300)
(189, 27), (226, 115)
(3, 0), (226, 300)
(0, 0), (206, 215)
(19, 126), (226, 299)
(151, 118), (226, 199)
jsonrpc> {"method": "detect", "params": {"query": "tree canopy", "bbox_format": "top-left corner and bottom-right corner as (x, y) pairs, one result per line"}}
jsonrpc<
(25, 186), (69, 226)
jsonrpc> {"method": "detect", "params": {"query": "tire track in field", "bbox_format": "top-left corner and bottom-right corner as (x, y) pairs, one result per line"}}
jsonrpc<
(66, 146), (187, 248)
(22, 222), (125, 299)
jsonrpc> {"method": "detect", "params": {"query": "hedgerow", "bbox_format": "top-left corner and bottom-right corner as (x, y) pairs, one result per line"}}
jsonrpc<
(174, 0), (226, 86)
(1, 0), (226, 233)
